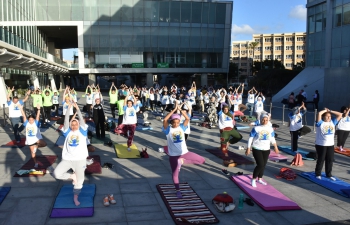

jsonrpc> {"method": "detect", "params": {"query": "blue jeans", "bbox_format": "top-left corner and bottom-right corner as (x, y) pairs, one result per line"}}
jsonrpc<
(246, 103), (254, 117)
(10, 117), (24, 142)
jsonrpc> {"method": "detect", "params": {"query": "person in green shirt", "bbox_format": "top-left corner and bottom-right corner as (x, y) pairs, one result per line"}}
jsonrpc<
(117, 96), (125, 125)
(42, 85), (53, 123)
(109, 82), (118, 119)
(31, 88), (44, 123)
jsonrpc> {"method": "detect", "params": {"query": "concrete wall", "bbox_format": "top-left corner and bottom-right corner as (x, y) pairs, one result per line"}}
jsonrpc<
(272, 67), (325, 106)
(323, 67), (350, 110)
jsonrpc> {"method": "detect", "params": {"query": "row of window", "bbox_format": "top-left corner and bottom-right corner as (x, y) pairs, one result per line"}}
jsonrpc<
(260, 37), (305, 42)
(233, 45), (305, 52)
(235, 55), (305, 60)
(333, 3), (350, 28)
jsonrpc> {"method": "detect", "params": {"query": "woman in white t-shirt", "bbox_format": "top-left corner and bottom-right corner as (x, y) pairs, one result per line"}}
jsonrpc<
(314, 108), (342, 181)
(120, 94), (138, 151)
(163, 103), (205, 199)
(20, 104), (47, 168)
(336, 106), (350, 151)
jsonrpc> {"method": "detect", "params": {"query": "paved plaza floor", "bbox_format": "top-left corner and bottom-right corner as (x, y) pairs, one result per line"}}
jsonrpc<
(0, 92), (350, 225)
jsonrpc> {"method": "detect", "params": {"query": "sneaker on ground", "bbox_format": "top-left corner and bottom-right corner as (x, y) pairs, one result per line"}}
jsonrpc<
(258, 179), (267, 185)
(329, 176), (336, 181)
(127, 147), (131, 151)
(103, 196), (110, 206)
(55, 115), (58, 117)
(251, 179), (257, 188)
(47, 119), (50, 122)
(108, 194), (116, 204)
(316, 176), (322, 180)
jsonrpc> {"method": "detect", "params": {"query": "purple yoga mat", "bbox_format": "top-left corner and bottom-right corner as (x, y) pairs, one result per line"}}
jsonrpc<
(231, 174), (301, 211)
(269, 150), (288, 162)
(50, 207), (94, 218)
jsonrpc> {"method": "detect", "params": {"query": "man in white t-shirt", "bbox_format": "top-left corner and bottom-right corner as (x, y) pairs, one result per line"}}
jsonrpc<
(7, 87), (30, 143)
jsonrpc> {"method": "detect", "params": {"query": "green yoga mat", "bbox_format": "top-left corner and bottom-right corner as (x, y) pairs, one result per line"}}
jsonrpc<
(90, 134), (111, 144)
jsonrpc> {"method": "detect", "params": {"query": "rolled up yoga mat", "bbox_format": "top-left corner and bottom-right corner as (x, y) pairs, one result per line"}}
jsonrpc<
(278, 146), (315, 160)
(157, 183), (219, 225)
(231, 174), (301, 211)
(50, 184), (96, 218)
(299, 172), (350, 197)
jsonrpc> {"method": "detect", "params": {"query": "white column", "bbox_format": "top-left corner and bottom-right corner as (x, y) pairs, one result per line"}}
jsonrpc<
(59, 75), (65, 91)
(0, 75), (8, 108)
(88, 74), (96, 85)
(146, 52), (153, 68)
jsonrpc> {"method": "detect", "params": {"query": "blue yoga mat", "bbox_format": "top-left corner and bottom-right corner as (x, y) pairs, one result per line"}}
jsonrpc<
(136, 126), (153, 131)
(0, 187), (11, 205)
(278, 146), (315, 160)
(236, 125), (250, 130)
(190, 118), (201, 121)
(299, 172), (350, 197)
(53, 184), (96, 208)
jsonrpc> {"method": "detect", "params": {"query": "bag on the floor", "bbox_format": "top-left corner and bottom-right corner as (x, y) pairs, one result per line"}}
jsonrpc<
(291, 153), (304, 166)
(212, 192), (235, 213)
(140, 148), (149, 158)
(275, 167), (297, 180)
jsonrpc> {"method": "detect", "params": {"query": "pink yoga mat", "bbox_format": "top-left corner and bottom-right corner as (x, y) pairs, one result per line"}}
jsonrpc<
(231, 174), (301, 211)
(269, 150), (288, 162)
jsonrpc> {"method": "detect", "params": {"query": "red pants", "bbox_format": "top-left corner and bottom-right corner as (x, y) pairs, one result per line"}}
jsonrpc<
(115, 124), (136, 147)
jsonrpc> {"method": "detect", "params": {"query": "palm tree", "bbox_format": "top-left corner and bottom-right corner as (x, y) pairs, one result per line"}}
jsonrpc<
(248, 41), (260, 76)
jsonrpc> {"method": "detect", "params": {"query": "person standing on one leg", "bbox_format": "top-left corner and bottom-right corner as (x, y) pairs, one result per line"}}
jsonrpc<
(7, 87), (30, 143)
(54, 102), (88, 206)
(289, 102), (311, 152)
(20, 104), (47, 167)
(121, 94), (138, 151)
(246, 87), (257, 118)
(52, 91), (60, 118)
(336, 106), (350, 151)
(163, 103), (205, 198)
(92, 98), (105, 139)
(314, 108), (342, 181)
(246, 114), (279, 187)
(109, 82), (118, 119)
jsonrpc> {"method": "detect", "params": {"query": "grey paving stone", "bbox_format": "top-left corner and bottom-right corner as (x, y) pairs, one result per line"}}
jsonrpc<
(122, 193), (159, 207)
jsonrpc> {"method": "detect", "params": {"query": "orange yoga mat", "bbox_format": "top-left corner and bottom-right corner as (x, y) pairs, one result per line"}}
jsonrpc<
(334, 147), (350, 157)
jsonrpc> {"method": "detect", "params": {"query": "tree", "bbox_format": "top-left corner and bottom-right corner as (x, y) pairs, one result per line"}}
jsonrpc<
(248, 41), (260, 75)
(253, 59), (285, 72)
(228, 62), (239, 82)
(293, 61), (305, 72)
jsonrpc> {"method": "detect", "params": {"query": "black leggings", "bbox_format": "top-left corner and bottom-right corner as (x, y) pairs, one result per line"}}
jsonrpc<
(252, 149), (270, 179)
(110, 103), (116, 119)
(150, 100), (155, 110)
(337, 130), (350, 148)
(118, 115), (123, 126)
(315, 145), (334, 177)
(43, 106), (52, 121)
(53, 104), (59, 116)
(290, 126), (312, 151)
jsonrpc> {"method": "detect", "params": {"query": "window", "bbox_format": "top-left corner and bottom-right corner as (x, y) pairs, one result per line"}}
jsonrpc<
(297, 54), (305, 59)
(241, 50), (246, 55)
(286, 46), (293, 50)
(315, 13), (323, 32)
(241, 44), (247, 48)
(285, 63), (293, 67)
(334, 6), (342, 27)
(233, 44), (240, 48)
(297, 37), (305, 41)
(286, 37), (294, 42)
(275, 37), (282, 42)
(265, 55), (272, 59)
(265, 38), (272, 42)
(275, 46), (282, 50)
(265, 46), (272, 50)
(286, 55), (293, 59)
(275, 55), (281, 59)
(344, 3), (350, 25)
(254, 55), (261, 59)
(254, 38), (260, 42)
(255, 47), (261, 51)
(241, 63), (247, 66)
(296, 46), (304, 50)
(233, 51), (238, 55)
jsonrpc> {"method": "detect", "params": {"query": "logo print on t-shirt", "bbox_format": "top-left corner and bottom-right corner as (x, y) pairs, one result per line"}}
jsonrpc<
(259, 130), (270, 140)
(296, 115), (302, 123)
(68, 135), (79, 146)
(322, 125), (334, 135)
(13, 104), (19, 110)
(224, 114), (232, 121)
(26, 127), (36, 137)
(128, 108), (135, 116)
(172, 131), (183, 143)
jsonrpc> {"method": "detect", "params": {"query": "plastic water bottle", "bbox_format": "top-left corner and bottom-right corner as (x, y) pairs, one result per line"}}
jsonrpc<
(238, 193), (244, 209)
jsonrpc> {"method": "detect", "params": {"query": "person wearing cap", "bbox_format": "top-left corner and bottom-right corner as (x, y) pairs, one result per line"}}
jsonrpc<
(246, 114), (279, 187)
(289, 102), (311, 152)
(218, 104), (243, 165)
(163, 103), (205, 198)
(54, 102), (88, 206)
(336, 106), (350, 152)
(314, 108), (342, 181)
(7, 87), (31, 143)
(254, 93), (267, 122)
(92, 98), (105, 139)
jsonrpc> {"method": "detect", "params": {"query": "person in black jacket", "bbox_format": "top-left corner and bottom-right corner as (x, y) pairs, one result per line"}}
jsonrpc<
(92, 98), (105, 139)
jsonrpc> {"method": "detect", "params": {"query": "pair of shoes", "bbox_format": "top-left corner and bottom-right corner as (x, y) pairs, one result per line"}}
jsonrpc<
(102, 163), (114, 169)
(236, 172), (243, 175)
(55, 115), (58, 117)
(244, 198), (254, 206)
(221, 169), (229, 175)
(238, 146), (245, 150)
(103, 194), (117, 206)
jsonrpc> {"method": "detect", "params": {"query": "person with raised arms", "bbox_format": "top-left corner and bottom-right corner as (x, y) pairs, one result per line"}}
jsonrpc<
(42, 85), (53, 123)
(162, 103), (205, 198)
(109, 82), (118, 119)
(54, 102), (88, 206)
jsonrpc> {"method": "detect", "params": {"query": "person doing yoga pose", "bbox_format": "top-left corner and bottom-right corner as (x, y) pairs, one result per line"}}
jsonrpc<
(163, 103), (205, 198)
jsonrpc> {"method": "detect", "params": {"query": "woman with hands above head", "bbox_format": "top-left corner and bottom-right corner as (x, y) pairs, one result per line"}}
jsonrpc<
(54, 102), (89, 206)
(20, 104), (47, 168)
(314, 108), (342, 181)
(246, 114), (279, 188)
(163, 102), (205, 199)
(336, 106), (350, 152)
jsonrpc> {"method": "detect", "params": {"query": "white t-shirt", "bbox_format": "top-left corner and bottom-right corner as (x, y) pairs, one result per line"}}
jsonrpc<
(315, 119), (338, 146)
(163, 124), (188, 156)
(161, 95), (170, 105)
(149, 93), (155, 101)
(289, 112), (304, 131)
(52, 95), (59, 104)
(61, 126), (89, 160)
(62, 102), (74, 115)
(247, 94), (255, 104)
(248, 125), (276, 150)
(86, 95), (92, 104)
(123, 106), (137, 125)
(254, 97), (265, 113)
(24, 120), (42, 145)
(8, 100), (23, 118)
(337, 116), (350, 131)
(236, 94), (243, 104)
(218, 111), (234, 129)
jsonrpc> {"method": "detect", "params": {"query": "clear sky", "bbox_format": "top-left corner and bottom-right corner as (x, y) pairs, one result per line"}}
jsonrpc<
(231, 0), (307, 41)
(62, 0), (308, 60)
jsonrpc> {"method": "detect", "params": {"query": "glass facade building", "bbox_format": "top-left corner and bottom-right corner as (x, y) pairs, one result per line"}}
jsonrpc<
(0, 0), (233, 87)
